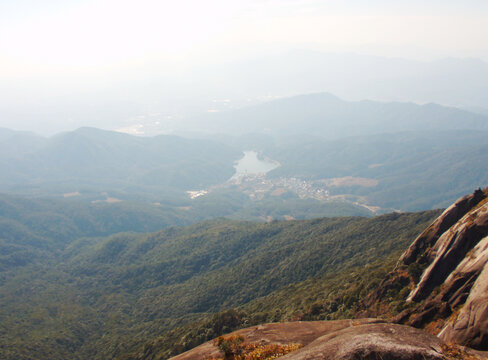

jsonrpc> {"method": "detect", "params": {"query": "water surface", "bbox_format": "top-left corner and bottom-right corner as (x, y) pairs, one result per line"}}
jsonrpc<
(232, 151), (279, 178)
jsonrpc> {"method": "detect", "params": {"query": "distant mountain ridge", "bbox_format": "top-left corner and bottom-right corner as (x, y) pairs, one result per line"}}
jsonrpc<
(0, 127), (241, 195)
(207, 51), (488, 110)
(2, 93), (488, 214)
(192, 92), (488, 138)
(265, 130), (488, 211)
(3, 52), (488, 134)
(2, 122), (488, 214)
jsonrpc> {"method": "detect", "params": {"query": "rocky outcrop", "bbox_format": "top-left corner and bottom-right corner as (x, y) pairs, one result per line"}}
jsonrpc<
(362, 189), (488, 310)
(371, 187), (488, 351)
(407, 198), (488, 302)
(169, 320), (484, 360)
(400, 188), (487, 266)
(438, 235), (488, 349)
(170, 319), (384, 360)
(281, 323), (445, 360)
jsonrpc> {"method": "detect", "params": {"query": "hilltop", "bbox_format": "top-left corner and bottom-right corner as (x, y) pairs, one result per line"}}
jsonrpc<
(192, 92), (488, 137)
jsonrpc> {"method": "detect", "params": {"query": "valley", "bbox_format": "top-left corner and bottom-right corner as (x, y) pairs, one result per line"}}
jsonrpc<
(3, 4), (488, 359)
(0, 202), (441, 359)
(3, 188), (486, 360)
(1, 103), (488, 359)
(138, 188), (488, 360)
(2, 95), (488, 217)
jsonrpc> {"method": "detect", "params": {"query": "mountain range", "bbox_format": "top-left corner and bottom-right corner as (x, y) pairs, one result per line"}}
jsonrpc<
(1, 123), (487, 359)
(0, 126), (240, 196)
(4, 52), (488, 135)
(2, 92), (488, 217)
(2, 188), (485, 359)
(190, 92), (488, 137)
(0, 193), (440, 359)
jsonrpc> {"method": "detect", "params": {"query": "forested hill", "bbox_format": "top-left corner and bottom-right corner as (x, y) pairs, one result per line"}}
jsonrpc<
(155, 188), (488, 360)
(0, 191), (371, 270)
(0, 127), (240, 195)
(265, 130), (488, 211)
(0, 210), (440, 359)
(1, 125), (488, 214)
(191, 92), (488, 137)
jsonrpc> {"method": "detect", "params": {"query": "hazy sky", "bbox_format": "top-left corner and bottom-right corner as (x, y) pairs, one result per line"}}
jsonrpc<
(2, 0), (488, 77)
(1, 0), (488, 134)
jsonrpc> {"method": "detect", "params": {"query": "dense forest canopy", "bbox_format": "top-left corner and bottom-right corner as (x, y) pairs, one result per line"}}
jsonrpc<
(0, 204), (440, 359)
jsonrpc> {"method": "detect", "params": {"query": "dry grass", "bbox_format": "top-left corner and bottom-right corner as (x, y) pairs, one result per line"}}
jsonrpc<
(442, 342), (481, 360)
(209, 335), (303, 360)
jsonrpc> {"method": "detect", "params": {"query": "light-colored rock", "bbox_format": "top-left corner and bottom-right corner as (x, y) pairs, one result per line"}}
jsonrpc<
(169, 319), (385, 360)
(408, 202), (488, 302)
(391, 188), (488, 351)
(170, 322), (469, 360)
(281, 323), (445, 360)
(400, 188), (487, 266)
(439, 236), (488, 349)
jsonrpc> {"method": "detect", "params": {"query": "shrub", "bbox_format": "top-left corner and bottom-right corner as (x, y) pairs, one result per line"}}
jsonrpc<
(212, 335), (302, 360)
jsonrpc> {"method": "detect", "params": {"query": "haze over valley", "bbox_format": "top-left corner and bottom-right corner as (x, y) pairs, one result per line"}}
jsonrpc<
(1, 92), (488, 218)
(2, 1), (488, 360)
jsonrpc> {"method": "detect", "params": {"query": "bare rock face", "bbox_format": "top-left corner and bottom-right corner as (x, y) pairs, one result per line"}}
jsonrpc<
(438, 235), (488, 350)
(281, 323), (445, 360)
(169, 319), (384, 360)
(408, 200), (488, 302)
(391, 188), (488, 350)
(400, 188), (486, 266)
(358, 188), (488, 351)
(169, 321), (474, 360)
(362, 189), (488, 315)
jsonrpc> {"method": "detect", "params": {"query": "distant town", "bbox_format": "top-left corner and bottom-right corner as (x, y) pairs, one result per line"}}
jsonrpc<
(187, 173), (383, 215)
(230, 174), (330, 201)
(187, 173), (329, 201)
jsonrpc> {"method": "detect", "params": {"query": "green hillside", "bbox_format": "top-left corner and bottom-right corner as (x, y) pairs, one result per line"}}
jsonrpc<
(0, 209), (440, 359)
(194, 93), (488, 137)
(0, 192), (371, 263)
(1, 126), (488, 213)
(266, 130), (488, 211)
(0, 127), (241, 196)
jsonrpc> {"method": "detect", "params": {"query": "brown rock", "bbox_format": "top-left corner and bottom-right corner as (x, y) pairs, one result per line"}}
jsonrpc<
(387, 188), (488, 351)
(408, 201), (488, 302)
(401, 188), (486, 266)
(169, 319), (385, 360)
(438, 236), (488, 350)
(281, 323), (445, 360)
(359, 188), (488, 352)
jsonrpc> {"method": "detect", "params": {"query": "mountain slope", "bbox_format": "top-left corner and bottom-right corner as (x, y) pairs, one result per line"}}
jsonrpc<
(0, 211), (439, 360)
(160, 188), (488, 360)
(194, 93), (488, 138)
(266, 130), (488, 211)
(0, 127), (241, 195)
(0, 193), (205, 274)
(0, 128), (47, 157)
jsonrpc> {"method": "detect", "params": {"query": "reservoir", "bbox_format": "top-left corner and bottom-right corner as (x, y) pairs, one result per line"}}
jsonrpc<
(232, 151), (280, 178)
